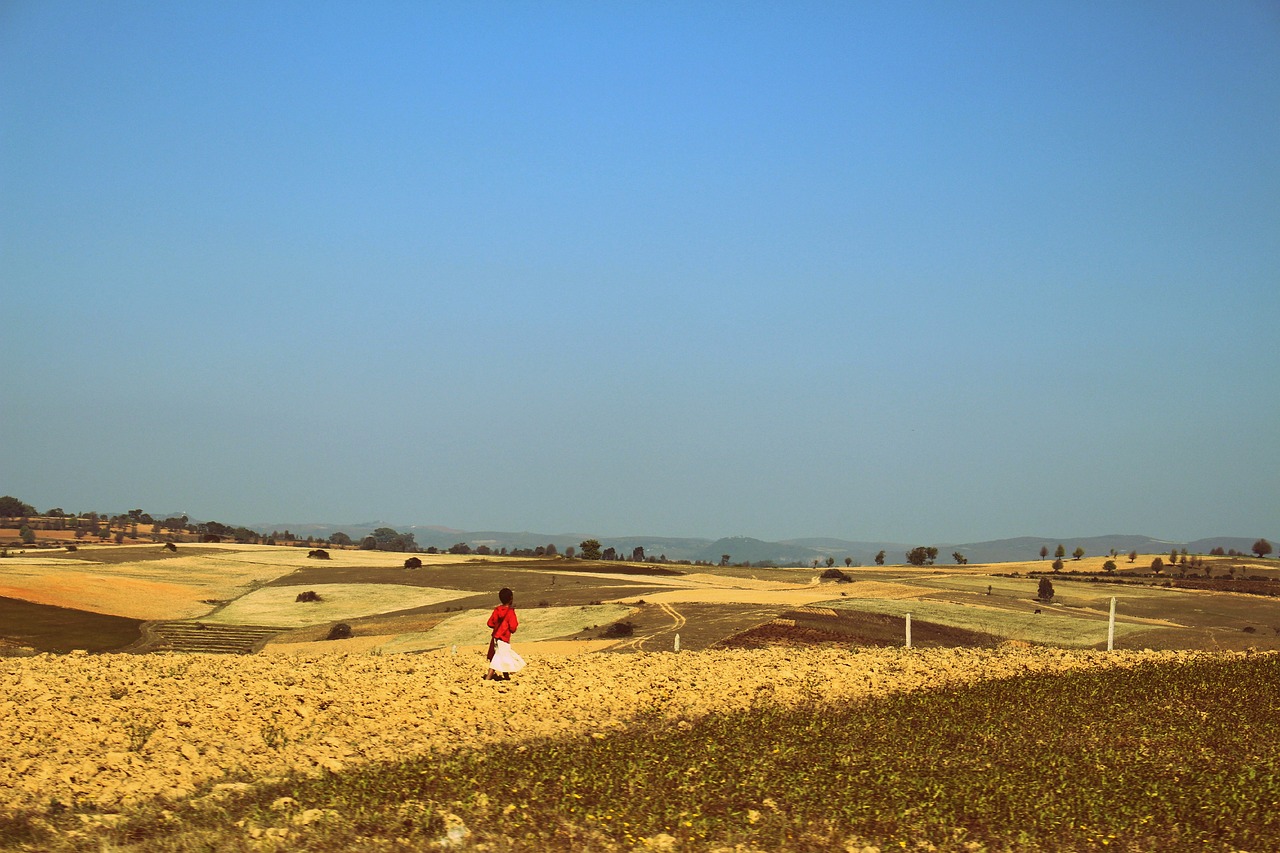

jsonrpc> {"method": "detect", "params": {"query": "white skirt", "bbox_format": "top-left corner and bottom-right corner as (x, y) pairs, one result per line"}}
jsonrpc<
(490, 639), (526, 674)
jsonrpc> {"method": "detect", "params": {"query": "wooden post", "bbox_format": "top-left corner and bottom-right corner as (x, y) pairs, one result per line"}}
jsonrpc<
(905, 612), (912, 649)
(1107, 597), (1116, 651)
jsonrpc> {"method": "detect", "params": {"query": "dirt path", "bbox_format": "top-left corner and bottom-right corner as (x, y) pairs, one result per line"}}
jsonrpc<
(613, 600), (687, 652)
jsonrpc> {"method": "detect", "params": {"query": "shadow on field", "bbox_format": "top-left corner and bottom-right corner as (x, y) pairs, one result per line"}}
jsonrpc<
(0, 597), (142, 654)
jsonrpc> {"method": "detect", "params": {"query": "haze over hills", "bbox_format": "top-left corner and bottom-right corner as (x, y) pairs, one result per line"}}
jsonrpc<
(248, 521), (1273, 566)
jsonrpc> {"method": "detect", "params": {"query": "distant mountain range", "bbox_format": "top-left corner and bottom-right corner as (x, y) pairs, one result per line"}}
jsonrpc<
(248, 522), (1273, 566)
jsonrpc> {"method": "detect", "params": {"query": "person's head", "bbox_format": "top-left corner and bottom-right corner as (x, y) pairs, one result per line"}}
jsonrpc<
(499, 587), (513, 606)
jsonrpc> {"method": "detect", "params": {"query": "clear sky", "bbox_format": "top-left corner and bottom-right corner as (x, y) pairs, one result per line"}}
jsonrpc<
(3, 2), (1277, 543)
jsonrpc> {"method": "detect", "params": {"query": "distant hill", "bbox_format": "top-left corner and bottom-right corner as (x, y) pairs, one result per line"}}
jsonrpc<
(694, 537), (826, 566)
(242, 522), (1274, 566)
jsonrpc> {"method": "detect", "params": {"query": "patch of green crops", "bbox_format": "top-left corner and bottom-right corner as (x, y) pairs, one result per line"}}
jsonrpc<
(7, 653), (1278, 852)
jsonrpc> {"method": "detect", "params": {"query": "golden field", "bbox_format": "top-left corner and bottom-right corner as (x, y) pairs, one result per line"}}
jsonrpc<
(0, 644), (1220, 818)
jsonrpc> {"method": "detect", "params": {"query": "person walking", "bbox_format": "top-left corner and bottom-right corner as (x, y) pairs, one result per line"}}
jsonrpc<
(485, 587), (525, 681)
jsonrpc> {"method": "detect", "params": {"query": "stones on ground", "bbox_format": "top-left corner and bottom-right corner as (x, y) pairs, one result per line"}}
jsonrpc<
(0, 646), (1230, 817)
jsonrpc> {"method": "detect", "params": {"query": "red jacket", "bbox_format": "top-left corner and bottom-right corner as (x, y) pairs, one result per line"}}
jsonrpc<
(488, 604), (517, 643)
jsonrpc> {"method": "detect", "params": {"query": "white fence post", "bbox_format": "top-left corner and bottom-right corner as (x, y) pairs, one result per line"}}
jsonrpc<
(1107, 597), (1116, 651)
(674, 633), (680, 653)
(905, 612), (912, 649)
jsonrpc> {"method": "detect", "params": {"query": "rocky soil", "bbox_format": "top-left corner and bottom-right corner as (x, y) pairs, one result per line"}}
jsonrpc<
(0, 645), (1230, 817)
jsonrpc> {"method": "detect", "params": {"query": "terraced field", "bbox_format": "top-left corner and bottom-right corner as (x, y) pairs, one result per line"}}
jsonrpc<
(135, 623), (284, 654)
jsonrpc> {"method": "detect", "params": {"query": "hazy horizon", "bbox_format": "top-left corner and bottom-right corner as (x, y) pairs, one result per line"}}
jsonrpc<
(4, 4), (1277, 544)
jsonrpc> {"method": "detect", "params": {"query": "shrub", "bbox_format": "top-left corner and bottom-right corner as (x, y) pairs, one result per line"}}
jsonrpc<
(163, 542), (177, 552)
(601, 621), (635, 638)
(820, 568), (851, 582)
(296, 590), (322, 603)
(326, 623), (352, 640)
(404, 556), (423, 569)
(308, 549), (330, 560)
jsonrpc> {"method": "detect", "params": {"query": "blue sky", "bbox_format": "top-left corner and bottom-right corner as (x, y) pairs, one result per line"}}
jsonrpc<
(3, 2), (1277, 543)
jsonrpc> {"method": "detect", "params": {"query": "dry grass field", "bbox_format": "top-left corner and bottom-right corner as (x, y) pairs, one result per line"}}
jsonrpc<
(3, 544), (1280, 655)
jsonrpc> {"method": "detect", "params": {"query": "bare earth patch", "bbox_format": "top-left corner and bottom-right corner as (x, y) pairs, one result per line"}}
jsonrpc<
(0, 645), (1235, 817)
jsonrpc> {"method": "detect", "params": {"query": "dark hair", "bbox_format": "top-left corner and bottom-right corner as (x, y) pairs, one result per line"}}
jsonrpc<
(499, 587), (513, 605)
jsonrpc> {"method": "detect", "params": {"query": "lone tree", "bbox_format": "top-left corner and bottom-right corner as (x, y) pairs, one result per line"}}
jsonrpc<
(1103, 559), (1117, 574)
(1072, 546), (1085, 561)
(578, 539), (602, 560)
(952, 551), (968, 565)
(905, 546), (937, 566)
(1052, 557), (1064, 572)
(874, 550), (886, 566)
(1037, 577), (1055, 601)
(1151, 556), (1164, 575)
(1054, 544), (1066, 560)
(1039, 546), (1049, 560)
(1253, 539), (1274, 559)
(1128, 549), (1138, 563)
